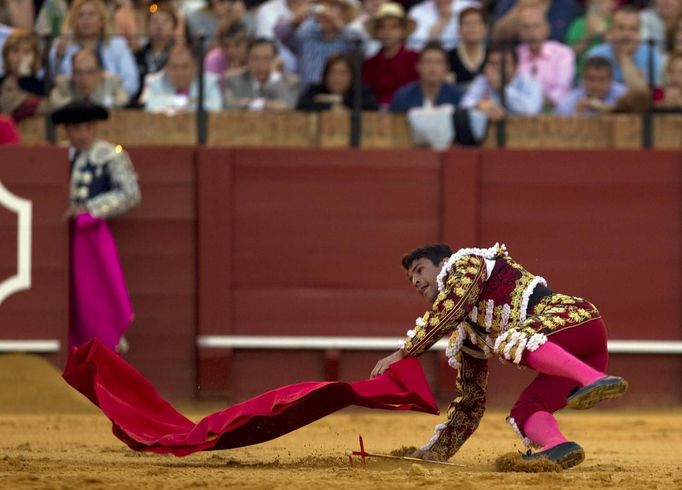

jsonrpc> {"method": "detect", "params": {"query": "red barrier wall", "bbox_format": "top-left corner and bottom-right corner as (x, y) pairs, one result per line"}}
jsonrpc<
(0, 147), (69, 366)
(197, 148), (443, 395)
(1, 147), (680, 405)
(110, 147), (197, 399)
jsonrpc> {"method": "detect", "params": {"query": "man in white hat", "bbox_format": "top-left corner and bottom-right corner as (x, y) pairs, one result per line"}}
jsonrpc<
(362, 2), (420, 108)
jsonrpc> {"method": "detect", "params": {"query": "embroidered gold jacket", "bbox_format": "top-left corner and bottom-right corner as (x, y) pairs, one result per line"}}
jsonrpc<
(400, 243), (601, 460)
(70, 140), (141, 219)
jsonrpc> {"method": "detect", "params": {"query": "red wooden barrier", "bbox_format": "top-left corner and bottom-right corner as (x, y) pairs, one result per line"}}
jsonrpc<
(109, 147), (197, 399)
(0, 146), (679, 405)
(0, 147), (69, 366)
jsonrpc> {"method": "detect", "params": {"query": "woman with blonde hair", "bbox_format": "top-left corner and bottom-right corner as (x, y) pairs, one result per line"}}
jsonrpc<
(49, 0), (140, 97)
(0, 30), (49, 122)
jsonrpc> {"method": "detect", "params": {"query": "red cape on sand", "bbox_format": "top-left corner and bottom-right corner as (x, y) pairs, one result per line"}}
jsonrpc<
(63, 340), (439, 457)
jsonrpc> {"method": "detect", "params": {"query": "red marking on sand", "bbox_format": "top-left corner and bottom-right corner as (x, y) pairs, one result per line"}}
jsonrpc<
(350, 435), (369, 465)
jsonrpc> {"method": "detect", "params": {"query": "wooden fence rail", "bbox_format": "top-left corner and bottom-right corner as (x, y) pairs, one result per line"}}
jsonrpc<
(17, 111), (682, 149)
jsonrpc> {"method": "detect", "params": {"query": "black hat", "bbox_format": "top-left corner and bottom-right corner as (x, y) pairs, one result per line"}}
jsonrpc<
(51, 100), (109, 125)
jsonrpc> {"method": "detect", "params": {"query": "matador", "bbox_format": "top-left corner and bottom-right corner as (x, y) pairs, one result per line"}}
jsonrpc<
(371, 243), (628, 469)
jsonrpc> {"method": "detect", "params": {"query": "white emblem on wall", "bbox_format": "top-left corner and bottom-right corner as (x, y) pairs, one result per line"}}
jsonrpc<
(0, 181), (32, 305)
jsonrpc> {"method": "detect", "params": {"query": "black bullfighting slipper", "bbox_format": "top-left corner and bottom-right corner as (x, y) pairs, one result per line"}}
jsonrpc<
(522, 441), (585, 469)
(567, 376), (629, 410)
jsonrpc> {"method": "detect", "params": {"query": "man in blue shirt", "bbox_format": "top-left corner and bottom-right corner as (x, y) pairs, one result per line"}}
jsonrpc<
(556, 56), (627, 116)
(390, 42), (463, 113)
(586, 6), (663, 89)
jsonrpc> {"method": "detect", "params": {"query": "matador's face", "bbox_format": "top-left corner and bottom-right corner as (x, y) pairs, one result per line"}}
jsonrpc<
(407, 258), (444, 304)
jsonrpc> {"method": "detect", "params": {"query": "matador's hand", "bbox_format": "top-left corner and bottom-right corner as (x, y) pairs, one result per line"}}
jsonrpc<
(370, 349), (406, 379)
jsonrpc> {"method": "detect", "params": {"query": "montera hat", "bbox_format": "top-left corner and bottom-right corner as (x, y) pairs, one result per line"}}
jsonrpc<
(365, 2), (416, 38)
(51, 100), (110, 126)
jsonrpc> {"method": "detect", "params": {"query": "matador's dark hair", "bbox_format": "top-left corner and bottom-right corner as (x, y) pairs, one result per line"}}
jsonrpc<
(401, 244), (453, 270)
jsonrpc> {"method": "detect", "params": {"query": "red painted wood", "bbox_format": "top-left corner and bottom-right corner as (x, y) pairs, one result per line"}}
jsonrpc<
(230, 149), (440, 345)
(0, 147), (70, 367)
(3, 147), (680, 405)
(441, 149), (481, 246)
(196, 148), (235, 337)
(478, 150), (681, 340)
(110, 147), (197, 399)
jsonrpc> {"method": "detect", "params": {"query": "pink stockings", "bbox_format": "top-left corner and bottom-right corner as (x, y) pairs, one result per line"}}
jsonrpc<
(523, 411), (568, 450)
(524, 339), (605, 388)
(509, 319), (609, 450)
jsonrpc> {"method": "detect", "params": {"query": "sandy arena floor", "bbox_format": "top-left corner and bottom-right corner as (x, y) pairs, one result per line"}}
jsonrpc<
(2, 410), (682, 489)
(1, 355), (681, 489)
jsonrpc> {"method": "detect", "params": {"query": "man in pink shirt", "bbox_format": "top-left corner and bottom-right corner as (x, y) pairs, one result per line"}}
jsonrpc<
(516, 5), (575, 108)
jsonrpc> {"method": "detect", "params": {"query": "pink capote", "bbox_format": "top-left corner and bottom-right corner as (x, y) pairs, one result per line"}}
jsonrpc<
(62, 340), (439, 457)
(70, 213), (134, 350)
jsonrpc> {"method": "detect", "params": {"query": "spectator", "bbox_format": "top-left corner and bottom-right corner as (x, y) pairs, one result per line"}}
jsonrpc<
(134, 2), (178, 103)
(555, 56), (627, 115)
(186, 0), (252, 49)
(49, 0), (140, 98)
(224, 38), (299, 110)
(0, 30), (48, 122)
(516, 4), (575, 108)
(0, 23), (12, 76)
(393, 43), (485, 148)
(0, 0), (34, 30)
(0, 113), (20, 144)
(641, 0), (682, 51)
(256, 0), (299, 37)
(565, 0), (617, 68)
(448, 6), (488, 89)
(204, 20), (249, 79)
(35, 0), (69, 38)
(406, 0), (480, 51)
(297, 52), (378, 110)
(255, 0), (304, 72)
(460, 44), (543, 120)
(586, 6), (664, 90)
(50, 48), (130, 109)
(493, 0), (579, 43)
(114, 0), (187, 52)
(655, 51), (682, 107)
(666, 12), (682, 54)
(362, 2), (419, 108)
(347, 0), (386, 58)
(113, 0), (155, 52)
(390, 41), (463, 112)
(141, 44), (222, 113)
(275, 0), (360, 86)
